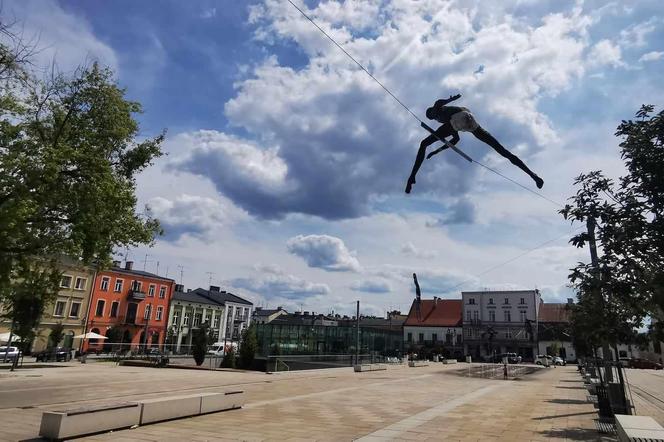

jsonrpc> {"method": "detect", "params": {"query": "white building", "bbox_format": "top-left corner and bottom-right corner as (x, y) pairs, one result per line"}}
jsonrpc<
(462, 290), (541, 361)
(167, 285), (253, 352)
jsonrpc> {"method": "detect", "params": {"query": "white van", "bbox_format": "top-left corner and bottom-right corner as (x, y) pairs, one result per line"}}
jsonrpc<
(207, 342), (237, 356)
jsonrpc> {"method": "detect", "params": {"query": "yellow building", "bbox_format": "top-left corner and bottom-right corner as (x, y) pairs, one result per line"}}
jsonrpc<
(0, 258), (96, 352)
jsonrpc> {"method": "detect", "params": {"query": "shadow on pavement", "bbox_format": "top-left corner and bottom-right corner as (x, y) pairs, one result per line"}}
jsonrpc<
(539, 428), (617, 441)
(547, 398), (590, 405)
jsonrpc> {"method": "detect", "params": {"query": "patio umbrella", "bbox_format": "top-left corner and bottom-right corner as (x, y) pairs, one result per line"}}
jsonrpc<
(0, 332), (21, 343)
(73, 332), (108, 340)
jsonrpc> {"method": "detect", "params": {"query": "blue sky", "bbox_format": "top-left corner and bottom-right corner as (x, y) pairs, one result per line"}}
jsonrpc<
(7, 0), (664, 316)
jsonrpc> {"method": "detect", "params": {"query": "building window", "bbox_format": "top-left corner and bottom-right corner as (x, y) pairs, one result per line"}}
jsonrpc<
(183, 313), (190, 326)
(465, 328), (472, 337)
(466, 310), (471, 321)
(132, 280), (142, 292)
(114, 279), (124, 292)
(194, 313), (202, 327)
(489, 311), (495, 322)
(159, 286), (166, 299)
(446, 333), (453, 344)
(473, 311), (479, 321)
(504, 310), (511, 322)
(205, 314), (211, 326)
(520, 311), (527, 322)
(54, 300), (67, 317)
(489, 298), (494, 305)
(95, 300), (105, 317)
(74, 277), (87, 291)
(148, 285), (156, 297)
(144, 304), (152, 320)
(100, 277), (110, 291)
(418, 333), (424, 343)
(60, 275), (72, 288)
(213, 314), (220, 328)
(468, 298), (475, 305)
(504, 297), (509, 305)
(520, 297), (525, 305)
(505, 329), (512, 339)
(407, 332), (413, 342)
(69, 302), (81, 318)
(173, 311), (179, 326)
(156, 306), (163, 321)
(432, 333), (437, 342)
(110, 302), (119, 318)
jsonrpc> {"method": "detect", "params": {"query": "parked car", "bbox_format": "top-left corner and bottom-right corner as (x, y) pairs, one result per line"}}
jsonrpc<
(536, 355), (552, 366)
(207, 342), (238, 356)
(629, 358), (663, 370)
(552, 356), (566, 366)
(0, 346), (21, 362)
(147, 348), (169, 367)
(34, 347), (72, 362)
(484, 353), (522, 364)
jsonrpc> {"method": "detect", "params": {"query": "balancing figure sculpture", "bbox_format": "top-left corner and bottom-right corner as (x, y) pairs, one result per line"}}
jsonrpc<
(405, 94), (544, 193)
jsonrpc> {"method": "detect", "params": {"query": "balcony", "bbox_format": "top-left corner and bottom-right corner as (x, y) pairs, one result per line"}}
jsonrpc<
(128, 289), (146, 301)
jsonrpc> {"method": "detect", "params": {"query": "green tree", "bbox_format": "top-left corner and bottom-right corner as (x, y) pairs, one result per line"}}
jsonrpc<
(192, 326), (208, 366)
(48, 322), (65, 349)
(561, 105), (664, 353)
(220, 347), (236, 368)
(0, 21), (164, 348)
(239, 324), (258, 369)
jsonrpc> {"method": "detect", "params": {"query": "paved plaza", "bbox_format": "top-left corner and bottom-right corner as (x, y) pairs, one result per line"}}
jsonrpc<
(1, 362), (660, 441)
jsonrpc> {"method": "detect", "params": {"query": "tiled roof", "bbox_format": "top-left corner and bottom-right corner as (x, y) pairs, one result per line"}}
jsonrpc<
(538, 303), (571, 323)
(191, 288), (253, 306)
(107, 267), (174, 282)
(404, 299), (462, 327)
(172, 290), (223, 306)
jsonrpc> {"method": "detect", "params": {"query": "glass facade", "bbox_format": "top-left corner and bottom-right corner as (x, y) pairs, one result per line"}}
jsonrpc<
(255, 323), (403, 357)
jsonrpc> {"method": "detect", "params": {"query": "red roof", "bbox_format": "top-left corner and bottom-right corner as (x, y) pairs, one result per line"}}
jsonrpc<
(538, 303), (571, 323)
(404, 299), (462, 327)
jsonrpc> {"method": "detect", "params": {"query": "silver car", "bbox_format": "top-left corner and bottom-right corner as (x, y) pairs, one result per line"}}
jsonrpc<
(0, 346), (21, 362)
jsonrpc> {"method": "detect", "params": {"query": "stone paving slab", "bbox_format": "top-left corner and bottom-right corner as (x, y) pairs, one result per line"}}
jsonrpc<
(0, 363), (617, 441)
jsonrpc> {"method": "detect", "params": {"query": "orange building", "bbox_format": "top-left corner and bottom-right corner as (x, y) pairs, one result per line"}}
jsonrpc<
(83, 261), (175, 352)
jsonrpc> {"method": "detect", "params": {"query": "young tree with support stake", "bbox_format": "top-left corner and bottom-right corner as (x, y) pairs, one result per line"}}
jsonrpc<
(561, 105), (664, 359)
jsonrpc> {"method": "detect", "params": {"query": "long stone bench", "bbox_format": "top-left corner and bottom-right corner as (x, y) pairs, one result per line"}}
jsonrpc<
(442, 359), (458, 364)
(408, 361), (429, 367)
(615, 414), (664, 442)
(354, 364), (387, 372)
(39, 402), (140, 440)
(39, 391), (245, 440)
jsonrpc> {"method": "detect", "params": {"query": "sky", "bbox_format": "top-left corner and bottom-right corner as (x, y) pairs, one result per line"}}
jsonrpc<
(6, 0), (664, 317)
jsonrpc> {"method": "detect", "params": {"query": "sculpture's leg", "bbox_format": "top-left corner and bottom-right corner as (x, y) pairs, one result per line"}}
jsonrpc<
(472, 127), (544, 189)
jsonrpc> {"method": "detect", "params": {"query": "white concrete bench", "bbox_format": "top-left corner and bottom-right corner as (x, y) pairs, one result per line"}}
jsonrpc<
(354, 364), (387, 372)
(615, 414), (664, 442)
(200, 391), (245, 414)
(39, 391), (246, 440)
(443, 359), (458, 364)
(39, 402), (140, 440)
(408, 361), (429, 367)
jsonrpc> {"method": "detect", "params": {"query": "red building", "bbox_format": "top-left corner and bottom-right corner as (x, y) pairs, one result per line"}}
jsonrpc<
(83, 261), (175, 352)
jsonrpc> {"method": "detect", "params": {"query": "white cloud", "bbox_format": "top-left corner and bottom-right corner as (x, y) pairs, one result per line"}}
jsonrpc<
(588, 39), (624, 68)
(350, 279), (392, 293)
(170, 0), (604, 220)
(400, 242), (438, 259)
(4, 0), (118, 74)
(287, 234), (361, 272)
(619, 18), (660, 48)
(147, 194), (243, 241)
(639, 51), (664, 62)
(230, 265), (330, 299)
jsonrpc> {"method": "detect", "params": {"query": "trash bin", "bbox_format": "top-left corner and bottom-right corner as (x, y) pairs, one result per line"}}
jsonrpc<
(466, 356), (472, 363)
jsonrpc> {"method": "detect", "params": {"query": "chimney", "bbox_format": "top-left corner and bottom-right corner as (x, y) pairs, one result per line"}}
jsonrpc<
(434, 296), (438, 307)
(304, 311), (310, 316)
(209, 285), (220, 292)
(125, 261), (133, 270)
(277, 306), (282, 310)
(567, 298), (574, 305)
(294, 311), (301, 316)
(174, 284), (184, 292)
(112, 260), (120, 268)
(187, 288), (192, 292)
(255, 307), (263, 311)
